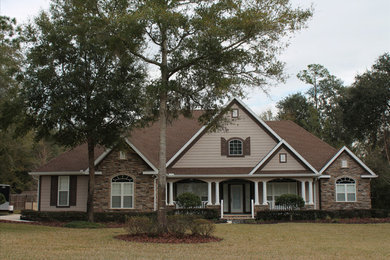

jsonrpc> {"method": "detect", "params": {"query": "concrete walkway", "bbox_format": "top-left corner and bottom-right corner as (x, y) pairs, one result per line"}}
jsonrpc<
(0, 214), (33, 222)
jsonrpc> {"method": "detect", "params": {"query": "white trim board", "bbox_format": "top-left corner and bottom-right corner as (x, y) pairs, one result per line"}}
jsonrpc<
(249, 141), (283, 175)
(166, 98), (282, 168)
(319, 146), (377, 177)
(249, 139), (318, 175)
(84, 139), (158, 174)
(166, 126), (206, 167)
(125, 138), (158, 172)
(29, 171), (103, 176)
(168, 173), (321, 178)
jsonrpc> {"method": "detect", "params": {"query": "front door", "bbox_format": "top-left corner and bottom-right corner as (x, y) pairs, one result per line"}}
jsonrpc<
(230, 184), (243, 213)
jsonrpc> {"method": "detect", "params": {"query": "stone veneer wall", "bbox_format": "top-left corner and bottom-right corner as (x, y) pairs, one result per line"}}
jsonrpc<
(320, 152), (371, 210)
(94, 146), (155, 212)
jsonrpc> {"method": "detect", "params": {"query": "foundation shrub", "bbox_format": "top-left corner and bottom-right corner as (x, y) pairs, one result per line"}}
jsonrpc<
(170, 208), (219, 220)
(20, 210), (87, 222)
(125, 216), (158, 235)
(20, 210), (156, 222)
(190, 219), (215, 236)
(256, 209), (390, 221)
(176, 192), (201, 208)
(275, 194), (305, 209)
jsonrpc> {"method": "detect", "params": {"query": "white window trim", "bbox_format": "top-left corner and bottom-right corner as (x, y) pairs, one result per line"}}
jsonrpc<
(111, 177), (134, 209)
(228, 139), (243, 156)
(58, 176), (70, 207)
(335, 178), (356, 202)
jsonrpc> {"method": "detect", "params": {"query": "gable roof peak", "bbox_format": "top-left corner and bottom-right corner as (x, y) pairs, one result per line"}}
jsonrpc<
(319, 146), (377, 177)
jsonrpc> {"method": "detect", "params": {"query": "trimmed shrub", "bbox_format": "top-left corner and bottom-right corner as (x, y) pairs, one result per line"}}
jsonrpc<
(190, 219), (215, 236)
(125, 216), (158, 235)
(255, 209), (390, 221)
(167, 215), (194, 236)
(21, 210), (87, 222)
(275, 194), (305, 209)
(20, 210), (156, 223)
(0, 193), (6, 205)
(169, 208), (219, 220)
(176, 192), (201, 208)
(63, 221), (105, 228)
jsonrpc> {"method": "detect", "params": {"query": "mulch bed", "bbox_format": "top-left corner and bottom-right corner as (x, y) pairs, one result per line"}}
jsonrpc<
(115, 233), (222, 243)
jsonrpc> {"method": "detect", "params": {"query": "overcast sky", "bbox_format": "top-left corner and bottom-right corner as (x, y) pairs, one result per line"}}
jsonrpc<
(1, 0), (389, 114)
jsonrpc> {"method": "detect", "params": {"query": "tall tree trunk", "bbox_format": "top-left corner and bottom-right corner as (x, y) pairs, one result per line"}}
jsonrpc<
(157, 93), (168, 232)
(87, 138), (95, 222)
(157, 26), (169, 232)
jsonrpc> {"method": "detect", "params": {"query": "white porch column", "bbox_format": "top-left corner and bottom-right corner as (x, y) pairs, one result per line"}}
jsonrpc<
(207, 181), (213, 205)
(301, 180), (306, 202)
(215, 182), (220, 205)
(254, 181), (259, 205)
(262, 181), (268, 205)
(308, 180), (314, 205)
(169, 181), (174, 205)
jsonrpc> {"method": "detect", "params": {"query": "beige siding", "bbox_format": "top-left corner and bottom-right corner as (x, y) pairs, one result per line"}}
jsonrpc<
(174, 104), (277, 168)
(261, 148), (306, 171)
(40, 175), (88, 212)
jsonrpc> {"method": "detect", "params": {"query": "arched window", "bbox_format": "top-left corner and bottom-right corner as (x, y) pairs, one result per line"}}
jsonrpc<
(336, 177), (356, 202)
(111, 175), (134, 208)
(229, 139), (243, 156)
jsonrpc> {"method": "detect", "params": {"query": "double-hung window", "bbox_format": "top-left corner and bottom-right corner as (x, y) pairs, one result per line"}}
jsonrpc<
(58, 176), (70, 206)
(111, 175), (134, 208)
(336, 177), (356, 202)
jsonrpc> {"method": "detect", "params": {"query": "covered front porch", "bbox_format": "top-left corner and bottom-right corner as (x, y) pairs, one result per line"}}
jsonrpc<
(165, 176), (317, 215)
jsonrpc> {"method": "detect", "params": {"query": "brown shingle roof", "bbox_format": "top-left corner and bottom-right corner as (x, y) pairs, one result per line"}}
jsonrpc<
(34, 112), (204, 172)
(33, 113), (336, 173)
(265, 120), (337, 171)
(35, 143), (106, 172)
(128, 111), (204, 167)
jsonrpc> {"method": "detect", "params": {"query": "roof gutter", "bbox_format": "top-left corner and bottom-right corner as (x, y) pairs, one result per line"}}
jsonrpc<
(167, 173), (322, 178)
(29, 171), (103, 176)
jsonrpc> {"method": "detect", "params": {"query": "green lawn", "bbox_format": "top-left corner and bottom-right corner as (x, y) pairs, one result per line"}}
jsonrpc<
(1, 222), (389, 259)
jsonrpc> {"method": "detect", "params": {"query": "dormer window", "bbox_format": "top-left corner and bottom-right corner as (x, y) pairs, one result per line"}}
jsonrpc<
(341, 159), (348, 168)
(221, 137), (250, 157)
(229, 139), (243, 156)
(231, 109), (239, 118)
(119, 150), (126, 160)
(279, 153), (287, 163)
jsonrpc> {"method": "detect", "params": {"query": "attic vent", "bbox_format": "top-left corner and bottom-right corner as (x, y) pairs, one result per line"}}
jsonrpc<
(119, 151), (126, 160)
(231, 109), (239, 118)
(341, 159), (348, 168)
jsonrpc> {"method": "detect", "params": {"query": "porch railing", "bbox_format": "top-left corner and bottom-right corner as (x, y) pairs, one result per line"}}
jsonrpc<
(220, 200), (224, 219)
(268, 201), (300, 211)
(173, 200), (208, 209)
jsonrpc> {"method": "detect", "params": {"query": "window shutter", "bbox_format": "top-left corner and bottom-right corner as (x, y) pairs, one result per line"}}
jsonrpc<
(244, 137), (251, 156)
(221, 138), (227, 156)
(50, 176), (58, 206)
(69, 176), (77, 206)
